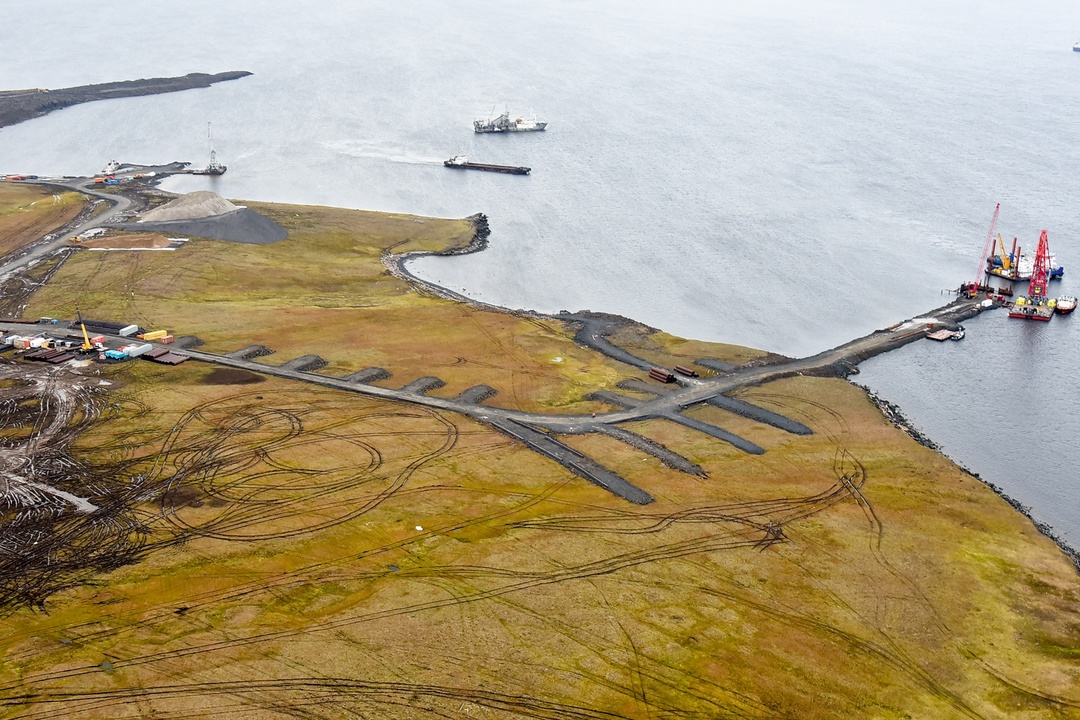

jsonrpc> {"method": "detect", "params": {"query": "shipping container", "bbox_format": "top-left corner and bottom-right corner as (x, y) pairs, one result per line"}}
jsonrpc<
(139, 330), (168, 341)
(104, 350), (127, 360)
(160, 335), (174, 344)
(118, 325), (139, 337)
(90, 335), (106, 345)
(125, 343), (153, 358)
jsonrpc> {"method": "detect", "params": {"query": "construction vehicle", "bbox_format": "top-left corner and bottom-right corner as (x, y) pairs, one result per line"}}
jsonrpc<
(75, 305), (98, 353)
(987, 233), (1016, 275)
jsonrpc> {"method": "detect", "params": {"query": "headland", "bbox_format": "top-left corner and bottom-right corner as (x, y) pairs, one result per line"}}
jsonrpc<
(0, 71), (251, 129)
(0, 171), (1074, 719)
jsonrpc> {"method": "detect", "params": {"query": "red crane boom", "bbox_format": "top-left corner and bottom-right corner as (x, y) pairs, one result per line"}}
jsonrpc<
(1028, 230), (1051, 298)
(972, 203), (1001, 291)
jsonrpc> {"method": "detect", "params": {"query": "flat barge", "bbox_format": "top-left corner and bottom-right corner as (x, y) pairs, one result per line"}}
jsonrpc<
(444, 154), (530, 175)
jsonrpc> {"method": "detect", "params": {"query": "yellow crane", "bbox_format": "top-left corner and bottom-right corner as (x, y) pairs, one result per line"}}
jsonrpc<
(996, 233), (1012, 271)
(75, 304), (93, 352)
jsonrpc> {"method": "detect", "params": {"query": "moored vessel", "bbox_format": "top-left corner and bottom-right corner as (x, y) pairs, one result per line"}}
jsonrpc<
(474, 109), (547, 133)
(443, 154), (530, 175)
(1009, 230), (1055, 321)
(192, 122), (226, 176)
(1055, 295), (1077, 315)
(986, 233), (1063, 281)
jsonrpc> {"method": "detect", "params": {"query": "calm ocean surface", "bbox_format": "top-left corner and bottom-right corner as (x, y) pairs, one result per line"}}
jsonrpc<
(1, 0), (1078, 546)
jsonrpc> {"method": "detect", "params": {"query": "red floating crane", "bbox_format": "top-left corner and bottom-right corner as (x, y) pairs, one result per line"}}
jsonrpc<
(1028, 230), (1051, 298)
(1009, 229), (1054, 321)
(968, 203), (1000, 295)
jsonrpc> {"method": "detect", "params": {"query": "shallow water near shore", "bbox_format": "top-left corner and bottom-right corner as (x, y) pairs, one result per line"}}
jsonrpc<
(0, 0), (1078, 545)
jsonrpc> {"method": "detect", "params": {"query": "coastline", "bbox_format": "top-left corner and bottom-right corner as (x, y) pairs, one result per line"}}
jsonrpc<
(0, 72), (251, 129)
(388, 211), (1080, 571)
(861, 385), (1079, 570)
(4, 184), (1078, 715)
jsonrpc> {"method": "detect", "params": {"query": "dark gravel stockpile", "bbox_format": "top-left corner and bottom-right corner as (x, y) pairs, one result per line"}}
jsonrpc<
(118, 208), (288, 245)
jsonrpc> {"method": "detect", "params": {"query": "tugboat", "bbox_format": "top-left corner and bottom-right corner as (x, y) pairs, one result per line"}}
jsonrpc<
(1055, 295), (1077, 315)
(473, 108), (547, 133)
(191, 122), (226, 176)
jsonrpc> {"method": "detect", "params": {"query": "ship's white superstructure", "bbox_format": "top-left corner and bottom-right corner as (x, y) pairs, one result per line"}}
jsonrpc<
(474, 109), (547, 133)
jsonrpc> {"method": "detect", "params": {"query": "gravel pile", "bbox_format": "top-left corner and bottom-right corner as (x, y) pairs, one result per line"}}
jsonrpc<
(128, 209), (287, 245)
(140, 191), (240, 221)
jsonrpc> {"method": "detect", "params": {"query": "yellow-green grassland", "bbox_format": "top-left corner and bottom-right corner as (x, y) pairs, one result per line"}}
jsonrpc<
(0, 183), (84, 259)
(0, 192), (1076, 719)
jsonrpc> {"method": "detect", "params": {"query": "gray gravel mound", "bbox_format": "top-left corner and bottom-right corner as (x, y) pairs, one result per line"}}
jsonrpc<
(124, 208), (287, 244)
(140, 191), (239, 221)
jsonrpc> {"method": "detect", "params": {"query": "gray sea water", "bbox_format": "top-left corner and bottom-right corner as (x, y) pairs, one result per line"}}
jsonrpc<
(1, 0), (1078, 546)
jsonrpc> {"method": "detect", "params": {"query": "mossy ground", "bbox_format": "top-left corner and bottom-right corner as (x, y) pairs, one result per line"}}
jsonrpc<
(1, 195), (1077, 719)
(0, 183), (84, 258)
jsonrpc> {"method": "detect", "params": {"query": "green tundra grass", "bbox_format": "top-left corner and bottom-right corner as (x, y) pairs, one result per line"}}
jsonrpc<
(0, 193), (1076, 719)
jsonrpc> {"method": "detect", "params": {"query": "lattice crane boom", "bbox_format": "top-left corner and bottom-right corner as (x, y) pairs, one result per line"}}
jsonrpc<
(973, 203), (1001, 290)
(1028, 230), (1051, 298)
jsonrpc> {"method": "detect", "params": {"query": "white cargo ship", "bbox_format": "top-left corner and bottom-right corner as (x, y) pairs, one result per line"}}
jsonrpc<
(474, 109), (547, 133)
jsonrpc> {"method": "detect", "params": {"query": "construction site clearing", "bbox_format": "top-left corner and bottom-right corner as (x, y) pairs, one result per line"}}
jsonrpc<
(0, 317), (185, 366)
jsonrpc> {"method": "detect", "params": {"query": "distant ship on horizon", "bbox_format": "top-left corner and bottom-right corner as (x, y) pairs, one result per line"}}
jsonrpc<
(474, 108), (547, 133)
(1074, 41), (1080, 52)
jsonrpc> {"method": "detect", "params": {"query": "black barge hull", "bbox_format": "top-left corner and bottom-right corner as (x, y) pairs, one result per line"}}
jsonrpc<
(444, 161), (530, 175)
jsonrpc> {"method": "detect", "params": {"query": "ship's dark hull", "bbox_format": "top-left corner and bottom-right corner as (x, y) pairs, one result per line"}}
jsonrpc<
(444, 161), (529, 175)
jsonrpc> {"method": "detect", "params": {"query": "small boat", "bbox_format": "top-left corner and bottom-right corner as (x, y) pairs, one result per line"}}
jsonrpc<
(443, 154), (530, 175)
(1055, 295), (1077, 314)
(950, 326), (965, 340)
(1074, 42), (1080, 52)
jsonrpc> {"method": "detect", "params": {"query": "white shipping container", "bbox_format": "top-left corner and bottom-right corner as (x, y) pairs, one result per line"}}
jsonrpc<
(125, 343), (153, 358)
(29, 338), (47, 348)
(118, 325), (139, 337)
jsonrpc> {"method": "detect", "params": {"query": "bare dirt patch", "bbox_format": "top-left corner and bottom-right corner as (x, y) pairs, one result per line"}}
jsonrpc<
(200, 368), (266, 385)
(75, 232), (172, 250)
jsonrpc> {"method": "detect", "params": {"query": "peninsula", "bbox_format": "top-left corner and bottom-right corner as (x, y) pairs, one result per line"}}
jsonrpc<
(0, 71), (252, 129)
(0, 175), (1075, 719)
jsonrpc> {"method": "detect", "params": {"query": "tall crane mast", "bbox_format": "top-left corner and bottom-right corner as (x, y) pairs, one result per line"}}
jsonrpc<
(971, 203), (1000, 292)
(1028, 230), (1051, 298)
(75, 303), (93, 352)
